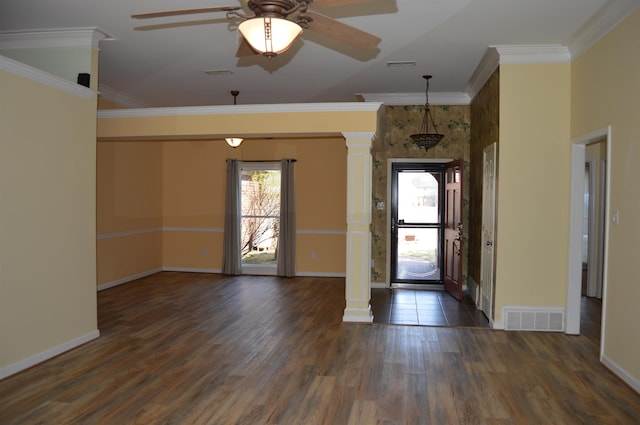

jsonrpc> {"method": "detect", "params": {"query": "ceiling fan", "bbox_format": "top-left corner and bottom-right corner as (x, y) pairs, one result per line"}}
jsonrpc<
(132, 0), (382, 58)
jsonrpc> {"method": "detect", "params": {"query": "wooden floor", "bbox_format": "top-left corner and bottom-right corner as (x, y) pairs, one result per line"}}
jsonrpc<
(1, 272), (639, 424)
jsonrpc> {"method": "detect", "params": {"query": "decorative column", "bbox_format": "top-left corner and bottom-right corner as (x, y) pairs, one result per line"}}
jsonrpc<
(342, 132), (375, 323)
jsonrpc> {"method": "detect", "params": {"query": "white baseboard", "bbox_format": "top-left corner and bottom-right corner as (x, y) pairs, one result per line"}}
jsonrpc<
(601, 354), (640, 394)
(98, 268), (349, 291)
(467, 276), (479, 306)
(491, 319), (502, 329)
(97, 268), (162, 291)
(371, 282), (389, 289)
(0, 330), (100, 380)
(296, 271), (346, 278)
(162, 267), (220, 274)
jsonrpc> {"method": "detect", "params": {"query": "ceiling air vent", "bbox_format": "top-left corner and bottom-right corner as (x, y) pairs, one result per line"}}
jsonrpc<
(203, 69), (234, 75)
(386, 61), (416, 67)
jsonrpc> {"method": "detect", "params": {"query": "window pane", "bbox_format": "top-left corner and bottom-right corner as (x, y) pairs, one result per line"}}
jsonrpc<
(241, 217), (279, 264)
(395, 227), (441, 280)
(397, 171), (440, 224)
(240, 168), (280, 265)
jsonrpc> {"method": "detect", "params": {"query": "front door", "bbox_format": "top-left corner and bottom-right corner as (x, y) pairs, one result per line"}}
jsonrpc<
(444, 160), (464, 300)
(390, 160), (463, 288)
(390, 163), (444, 285)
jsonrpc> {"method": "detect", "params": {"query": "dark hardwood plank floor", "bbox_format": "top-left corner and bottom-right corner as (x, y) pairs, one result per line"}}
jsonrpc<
(1, 272), (638, 424)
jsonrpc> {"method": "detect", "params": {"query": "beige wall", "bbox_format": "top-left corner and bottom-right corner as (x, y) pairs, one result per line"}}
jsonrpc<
(96, 135), (349, 284)
(571, 7), (640, 383)
(96, 141), (163, 285)
(495, 62), (571, 324)
(0, 63), (98, 374)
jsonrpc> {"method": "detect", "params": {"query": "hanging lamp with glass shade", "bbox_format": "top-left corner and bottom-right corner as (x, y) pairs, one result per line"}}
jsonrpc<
(410, 75), (444, 151)
(225, 90), (244, 148)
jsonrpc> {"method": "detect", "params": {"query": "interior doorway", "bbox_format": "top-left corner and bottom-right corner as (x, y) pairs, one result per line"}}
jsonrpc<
(567, 128), (609, 349)
(583, 143), (606, 299)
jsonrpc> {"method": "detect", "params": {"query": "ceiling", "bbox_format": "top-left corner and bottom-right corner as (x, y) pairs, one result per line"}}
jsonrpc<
(0, 0), (637, 107)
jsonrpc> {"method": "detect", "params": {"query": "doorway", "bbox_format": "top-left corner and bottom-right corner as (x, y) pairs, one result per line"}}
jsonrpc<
(390, 162), (444, 285)
(389, 160), (463, 298)
(583, 145), (606, 299)
(567, 128), (609, 348)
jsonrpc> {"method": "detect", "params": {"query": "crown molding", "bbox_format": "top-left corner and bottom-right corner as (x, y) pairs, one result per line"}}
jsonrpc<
(466, 44), (571, 101)
(97, 102), (383, 119)
(0, 54), (95, 99)
(98, 84), (158, 108)
(357, 92), (470, 106)
(491, 44), (572, 64)
(0, 27), (114, 50)
(569, 0), (640, 58)
(466, 47), (500, 101)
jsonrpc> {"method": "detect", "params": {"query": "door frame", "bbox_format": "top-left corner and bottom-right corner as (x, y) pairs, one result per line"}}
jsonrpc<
(567, 126), (610, 352)
(386, 158), (453, 288)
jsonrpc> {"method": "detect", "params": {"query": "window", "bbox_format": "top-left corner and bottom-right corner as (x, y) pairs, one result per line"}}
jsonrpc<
(240, 163), (281, 266)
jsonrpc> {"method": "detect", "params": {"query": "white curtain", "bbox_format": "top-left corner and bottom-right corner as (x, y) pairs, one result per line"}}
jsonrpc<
(277, 159), (296, 277)
(222, 159), (242, 275)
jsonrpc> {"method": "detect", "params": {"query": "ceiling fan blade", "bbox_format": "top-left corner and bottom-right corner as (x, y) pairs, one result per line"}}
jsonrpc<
(304, 10), (380, 50)
(131, 6), (241, 19)
(312, 0), (381, 7)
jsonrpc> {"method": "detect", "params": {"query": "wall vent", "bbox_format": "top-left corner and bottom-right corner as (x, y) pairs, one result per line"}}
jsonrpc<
(503, 307), (564, 332)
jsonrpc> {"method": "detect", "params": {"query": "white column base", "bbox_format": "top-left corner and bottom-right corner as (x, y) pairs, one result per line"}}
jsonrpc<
(343, 306), (374, 323)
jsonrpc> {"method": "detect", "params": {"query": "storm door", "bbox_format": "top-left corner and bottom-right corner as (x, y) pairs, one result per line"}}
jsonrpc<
(390, 163), (445, 285)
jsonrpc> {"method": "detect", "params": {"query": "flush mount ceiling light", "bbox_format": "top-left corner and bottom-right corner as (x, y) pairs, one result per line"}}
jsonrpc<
(225, 90), (244, 148)
(410, 75), (444, 151)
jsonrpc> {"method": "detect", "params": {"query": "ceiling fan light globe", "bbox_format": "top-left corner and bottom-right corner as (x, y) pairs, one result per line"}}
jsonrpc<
(238, 17), (302, 57)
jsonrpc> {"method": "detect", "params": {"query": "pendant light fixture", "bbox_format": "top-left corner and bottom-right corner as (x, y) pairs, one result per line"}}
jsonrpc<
(410, 75), (444, 151)
(225, 90), (244, 148)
